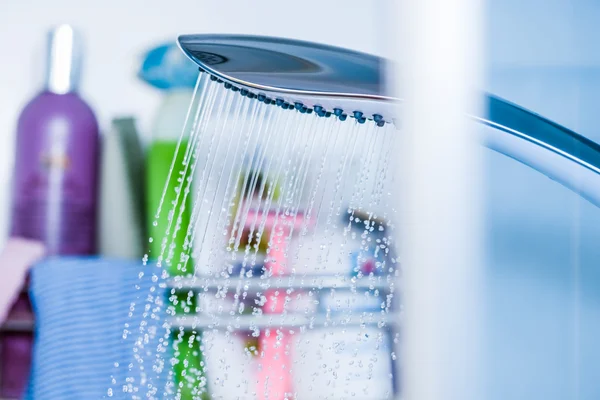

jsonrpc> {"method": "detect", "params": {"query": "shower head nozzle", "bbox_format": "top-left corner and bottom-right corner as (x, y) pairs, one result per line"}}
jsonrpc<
(177, 34), (395, 125)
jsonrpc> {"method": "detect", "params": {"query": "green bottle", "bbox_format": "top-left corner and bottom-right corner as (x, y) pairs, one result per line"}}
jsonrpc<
(172, 330), (209, 400)
(147, 137), (192, 274)
(146, 90), (208, 398)
(140, 43), (209, 398)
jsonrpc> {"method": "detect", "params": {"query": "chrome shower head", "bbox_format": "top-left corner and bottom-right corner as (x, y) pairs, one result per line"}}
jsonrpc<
(178, 34), (600, 206)
(178, 34), (394, 125)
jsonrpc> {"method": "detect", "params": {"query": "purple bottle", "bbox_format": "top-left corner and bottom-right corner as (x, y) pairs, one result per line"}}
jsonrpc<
(0, 25), (98, 398)
(10, 24), (99, 255)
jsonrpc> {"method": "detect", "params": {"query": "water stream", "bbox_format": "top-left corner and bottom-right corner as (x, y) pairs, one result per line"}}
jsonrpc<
(115, 74), (399, 400)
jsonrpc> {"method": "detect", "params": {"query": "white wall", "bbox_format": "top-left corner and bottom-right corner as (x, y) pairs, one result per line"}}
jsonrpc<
(0, 0), (383, 243)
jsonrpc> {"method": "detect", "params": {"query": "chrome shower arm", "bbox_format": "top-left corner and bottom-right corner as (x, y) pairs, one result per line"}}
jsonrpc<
(480, 96), (600, 206)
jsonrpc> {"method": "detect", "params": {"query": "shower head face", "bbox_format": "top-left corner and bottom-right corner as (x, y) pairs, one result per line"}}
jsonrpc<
(178, 34), (395, 122)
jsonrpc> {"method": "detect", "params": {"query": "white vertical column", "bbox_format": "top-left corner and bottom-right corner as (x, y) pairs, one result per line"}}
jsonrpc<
(391, 1), (486, 399)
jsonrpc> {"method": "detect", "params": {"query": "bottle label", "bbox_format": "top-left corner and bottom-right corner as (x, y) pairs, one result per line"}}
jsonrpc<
(11, 195), (96, 255)
(11, 119), (96, 255)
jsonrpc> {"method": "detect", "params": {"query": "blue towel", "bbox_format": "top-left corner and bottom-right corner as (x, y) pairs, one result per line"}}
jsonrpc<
(25, 257), (169, 399)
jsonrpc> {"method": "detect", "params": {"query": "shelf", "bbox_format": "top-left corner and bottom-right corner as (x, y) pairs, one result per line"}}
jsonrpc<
(169, 275), (396, 292)
(170, 311), (399, 330)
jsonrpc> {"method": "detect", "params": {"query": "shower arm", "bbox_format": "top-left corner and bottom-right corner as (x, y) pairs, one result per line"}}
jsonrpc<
(178, 34), (600, 207)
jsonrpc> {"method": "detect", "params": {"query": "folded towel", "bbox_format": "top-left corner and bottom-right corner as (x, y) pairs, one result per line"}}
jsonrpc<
(25, 257), (168, 399)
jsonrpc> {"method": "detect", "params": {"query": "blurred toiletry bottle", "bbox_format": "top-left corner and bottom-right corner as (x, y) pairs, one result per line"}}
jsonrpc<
(138, 42), (208, 400)
(1, 24), (98, 399)
(10, 24), (99, 255)
(99, 118), (146, 259)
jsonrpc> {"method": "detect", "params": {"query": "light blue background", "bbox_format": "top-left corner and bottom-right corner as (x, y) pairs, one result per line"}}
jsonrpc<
(485, 1), (600, 398)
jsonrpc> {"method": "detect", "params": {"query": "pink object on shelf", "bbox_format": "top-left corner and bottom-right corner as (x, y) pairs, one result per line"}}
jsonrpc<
(0, 237), (45, 399)
(0, 238), (45, 324)
(252, 210), (311, 400)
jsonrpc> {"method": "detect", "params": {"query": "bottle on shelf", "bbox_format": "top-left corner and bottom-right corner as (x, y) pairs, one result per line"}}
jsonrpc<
(2, 24), (99, 399)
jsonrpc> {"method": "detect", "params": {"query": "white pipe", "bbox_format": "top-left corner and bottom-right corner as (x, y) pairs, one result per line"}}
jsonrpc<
(392, 1), (486, 399)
